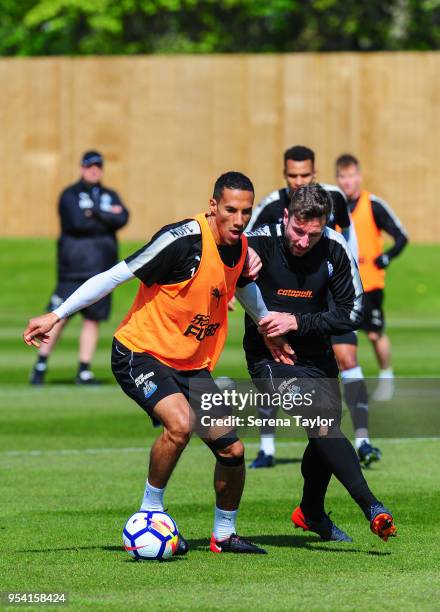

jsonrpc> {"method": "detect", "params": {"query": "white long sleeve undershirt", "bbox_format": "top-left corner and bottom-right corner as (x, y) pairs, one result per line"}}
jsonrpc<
(53, 261), (269, 325)
(235, 282), (269, 324)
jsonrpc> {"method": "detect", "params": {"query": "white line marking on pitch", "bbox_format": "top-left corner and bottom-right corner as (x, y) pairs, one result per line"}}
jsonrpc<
(0, 438), (438, 458)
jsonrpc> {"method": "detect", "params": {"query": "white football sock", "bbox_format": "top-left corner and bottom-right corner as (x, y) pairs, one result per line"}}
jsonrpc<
(260, 434), (275, 456)
(340, 365), (363, 381)
(213, 506), (238, 540)
(355, 433), (370, 449)
(378, 368), (394, 378)
(140, 480), (165, 511)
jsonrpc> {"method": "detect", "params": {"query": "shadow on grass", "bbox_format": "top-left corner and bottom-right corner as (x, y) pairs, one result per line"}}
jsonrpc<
(45, 379), (113, 386)
(187, 534), (391, 556)
(20, 539), (391, 557)
(18, 545), (127, 553)
(271, 458), (301, 465)
(18, 544), (186, 561)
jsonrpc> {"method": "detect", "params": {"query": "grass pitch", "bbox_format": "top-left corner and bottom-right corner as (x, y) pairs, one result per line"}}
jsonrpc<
(1, 239), (440, 610)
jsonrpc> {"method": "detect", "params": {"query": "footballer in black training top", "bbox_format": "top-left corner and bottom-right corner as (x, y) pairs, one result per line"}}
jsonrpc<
(240, 183), (397, 543)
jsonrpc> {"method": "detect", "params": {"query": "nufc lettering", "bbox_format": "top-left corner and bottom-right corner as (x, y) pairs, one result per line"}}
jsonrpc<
(170, 223), (194, 238)
(184, 314), (220, 341)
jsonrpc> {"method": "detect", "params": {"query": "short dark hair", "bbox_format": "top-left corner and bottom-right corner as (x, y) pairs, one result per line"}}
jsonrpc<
(284, 145), (315, 166)
(212, 171), (254, 200)
(288, 184), (332, 222)
(335, 154), (360, 173)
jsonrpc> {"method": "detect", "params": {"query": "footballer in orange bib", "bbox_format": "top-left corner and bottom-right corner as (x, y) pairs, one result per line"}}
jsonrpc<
(336, 154), (408, 403)
(23, 172), (294, 555)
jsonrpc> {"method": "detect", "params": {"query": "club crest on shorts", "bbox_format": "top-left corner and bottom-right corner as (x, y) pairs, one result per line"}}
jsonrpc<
(278, 377), (300, 395)
(143, 380), (158, 399)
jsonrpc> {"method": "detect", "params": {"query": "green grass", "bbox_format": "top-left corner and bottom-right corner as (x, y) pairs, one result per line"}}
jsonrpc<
(1, 239), (440, 610)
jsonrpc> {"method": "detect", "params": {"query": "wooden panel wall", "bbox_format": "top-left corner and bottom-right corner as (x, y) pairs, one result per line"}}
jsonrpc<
(0, 53), (438, 242)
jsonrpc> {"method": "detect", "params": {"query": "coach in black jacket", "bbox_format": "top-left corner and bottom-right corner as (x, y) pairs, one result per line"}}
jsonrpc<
(30, 150), (129, 385)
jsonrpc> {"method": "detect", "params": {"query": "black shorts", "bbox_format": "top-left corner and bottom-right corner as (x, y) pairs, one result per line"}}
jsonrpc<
(331, 331), (358, 346)
(47, 281), (111, 322)
(360, 289), (385, 333)
(248, 358), (342, 433)
(111, 339), (235, 441)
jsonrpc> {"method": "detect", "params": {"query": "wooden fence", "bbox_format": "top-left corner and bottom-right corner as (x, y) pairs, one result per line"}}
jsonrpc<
(0, 52), (438, 242)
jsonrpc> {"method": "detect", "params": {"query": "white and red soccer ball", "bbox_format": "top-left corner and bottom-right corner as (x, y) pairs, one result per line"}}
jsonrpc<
(123, 511), (179, 560)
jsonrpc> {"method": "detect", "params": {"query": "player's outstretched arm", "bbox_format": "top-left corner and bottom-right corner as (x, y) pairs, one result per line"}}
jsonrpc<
(22, 260), (135, 348)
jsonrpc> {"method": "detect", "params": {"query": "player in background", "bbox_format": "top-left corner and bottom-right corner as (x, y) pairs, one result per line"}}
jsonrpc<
(23, 172), (293, 556)
(241, 183), (397, 543)
(247, 146), (380, 468)
(335, 154), (409, 401)
(30, 151), (129, 386)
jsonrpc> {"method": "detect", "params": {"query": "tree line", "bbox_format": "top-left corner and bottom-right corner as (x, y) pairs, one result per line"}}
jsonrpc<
(1, 0), (439, 56)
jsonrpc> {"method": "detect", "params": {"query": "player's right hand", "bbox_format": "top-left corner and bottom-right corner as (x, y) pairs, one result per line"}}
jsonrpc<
(263, 334), (296, 366)
(23, 312), (60, 348)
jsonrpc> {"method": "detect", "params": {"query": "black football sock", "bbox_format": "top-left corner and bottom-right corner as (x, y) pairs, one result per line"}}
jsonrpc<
(78, 361), (91, 373)
(300, 441), (332, 521)
(312, 434), (378, 517)
(343, 378), (369, 432)
(36, 355), (48, 367)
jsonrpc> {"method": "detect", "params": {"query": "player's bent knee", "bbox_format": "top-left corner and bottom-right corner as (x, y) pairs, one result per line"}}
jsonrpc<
(216, 453), (244, 467)
(205, 434), (244, 466)
(216, 440), (244, 466)
(218, 439), (244, 457)
(163, 427), (191, 450)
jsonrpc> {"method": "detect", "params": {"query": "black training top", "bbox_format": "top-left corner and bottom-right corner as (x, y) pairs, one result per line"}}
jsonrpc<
(244, 223), (364, 372)
(125, 218), (250, 287)
(58, 179), (129, 282)
(246, 184), (350, 233)
(348, 194), (408, 261)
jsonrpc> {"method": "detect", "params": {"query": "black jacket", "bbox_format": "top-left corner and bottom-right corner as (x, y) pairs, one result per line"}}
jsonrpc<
(57, 179), (129, 281)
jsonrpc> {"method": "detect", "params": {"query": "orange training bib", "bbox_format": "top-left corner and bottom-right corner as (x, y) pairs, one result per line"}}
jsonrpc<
(351, 190), (385, 292)
(115, 213), (247, 371)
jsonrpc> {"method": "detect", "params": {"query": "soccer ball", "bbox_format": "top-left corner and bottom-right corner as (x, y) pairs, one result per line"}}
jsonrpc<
(122, 511), (179, 560)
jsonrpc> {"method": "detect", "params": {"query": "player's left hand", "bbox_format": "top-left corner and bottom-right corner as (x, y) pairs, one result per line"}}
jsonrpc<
(23, 312), (60, 348)
(258, 312), (298, 337)
(263, 334), (296, 365)
(228, 296), (237, 311)
(111, 204), (123, 214)
(242, 247), (262, 281)
(374, 253), (390, 269)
